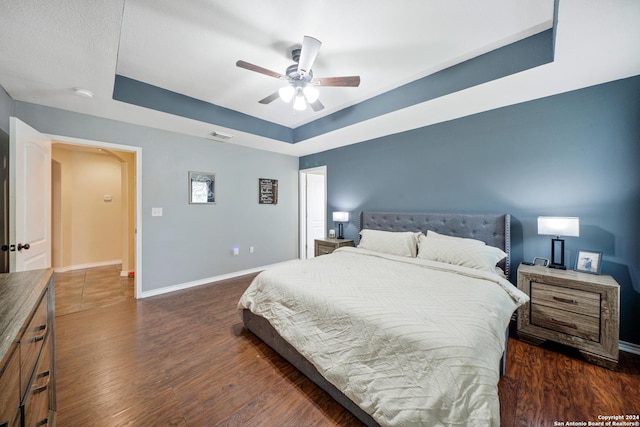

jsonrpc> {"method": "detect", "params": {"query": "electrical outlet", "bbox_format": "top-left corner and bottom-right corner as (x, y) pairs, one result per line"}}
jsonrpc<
(233, 247), (239, 256)
(250, 246), (254, 254)
(151, 207), (163, 217)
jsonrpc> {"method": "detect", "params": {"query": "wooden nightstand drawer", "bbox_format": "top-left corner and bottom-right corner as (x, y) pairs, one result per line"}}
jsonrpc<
(531, 303), (600, 342)
(531, 282), (600, 317)
(316, 243), (335, 256)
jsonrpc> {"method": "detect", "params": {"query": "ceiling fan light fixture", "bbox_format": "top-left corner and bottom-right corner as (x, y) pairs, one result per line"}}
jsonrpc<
(278, 86), (295, 103)
(293, 95), (307, 111)
(303, 85), (319, 103)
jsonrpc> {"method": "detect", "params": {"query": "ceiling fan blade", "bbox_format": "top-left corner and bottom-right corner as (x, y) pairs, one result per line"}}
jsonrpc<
(313, 76), (361, 87)
(297, 36), (322, 77)
(309, 99), (324, 112)
(236, 60), (287, 80)
(258, 92), (280, 104)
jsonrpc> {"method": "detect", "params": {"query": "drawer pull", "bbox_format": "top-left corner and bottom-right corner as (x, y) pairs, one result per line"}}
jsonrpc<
(553, 296), (577, 305)
(35, 418), (48, 427)
(37, 370), (50, 380)
(1, 421), (9, 427)
(31, 334), (46, 343)
(551, 318), (578, 329)
(33, 384), (48, 394)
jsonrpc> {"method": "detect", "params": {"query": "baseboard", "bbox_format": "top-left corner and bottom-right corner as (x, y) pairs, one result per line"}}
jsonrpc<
(54, 259), (122, 273)
(620, 340), (640, 355)
(138, 261), (293, 299)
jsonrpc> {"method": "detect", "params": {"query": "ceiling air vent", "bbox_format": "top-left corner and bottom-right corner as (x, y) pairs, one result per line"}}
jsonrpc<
(208, 131), (233, 141)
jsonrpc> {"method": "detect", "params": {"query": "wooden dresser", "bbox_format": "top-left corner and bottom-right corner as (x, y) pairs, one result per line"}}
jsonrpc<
(516, 264), (619, 369)
(0, 269), (56, 426)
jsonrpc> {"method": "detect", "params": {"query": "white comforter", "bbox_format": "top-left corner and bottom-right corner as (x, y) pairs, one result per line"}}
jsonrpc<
(238, 247), (529, 426)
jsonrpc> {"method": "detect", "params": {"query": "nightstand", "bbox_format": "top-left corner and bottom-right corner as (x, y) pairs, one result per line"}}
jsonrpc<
(516, 264), (620, 369)
(314, 238), (355, 257)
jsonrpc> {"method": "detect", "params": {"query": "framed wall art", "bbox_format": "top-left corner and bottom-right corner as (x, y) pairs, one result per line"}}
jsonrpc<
(189, 171), (216, 204)
(259, 178), (278, 205)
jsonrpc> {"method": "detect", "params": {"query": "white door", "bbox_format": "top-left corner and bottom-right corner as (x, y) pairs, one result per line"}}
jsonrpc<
(299, 166), (326, 259)
(306, 173), (325, 258)
(9, 117), (52, 271)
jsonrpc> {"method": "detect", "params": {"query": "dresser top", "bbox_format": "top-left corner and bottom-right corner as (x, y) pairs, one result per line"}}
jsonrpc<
(0, 268), (53, 364)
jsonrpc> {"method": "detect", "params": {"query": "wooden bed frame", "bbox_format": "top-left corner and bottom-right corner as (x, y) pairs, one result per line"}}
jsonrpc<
(241, 211), (512, 426)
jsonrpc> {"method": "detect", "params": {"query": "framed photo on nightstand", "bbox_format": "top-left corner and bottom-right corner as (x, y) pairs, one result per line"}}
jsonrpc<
(575, 249), (603, 274)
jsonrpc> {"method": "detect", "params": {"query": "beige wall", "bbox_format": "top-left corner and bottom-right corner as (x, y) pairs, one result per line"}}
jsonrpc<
(52, 145), (132, 270)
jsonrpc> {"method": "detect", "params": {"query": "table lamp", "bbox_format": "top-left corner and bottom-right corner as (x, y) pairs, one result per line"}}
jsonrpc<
(537, 216), (580, 269)
(332, 211), (349, 239)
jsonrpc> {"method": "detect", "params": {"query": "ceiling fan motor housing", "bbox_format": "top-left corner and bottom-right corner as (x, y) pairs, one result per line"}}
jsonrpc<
(286, 63), (313, 83)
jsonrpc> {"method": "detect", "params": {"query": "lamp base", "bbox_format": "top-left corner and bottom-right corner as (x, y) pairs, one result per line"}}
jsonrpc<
(550, 237), (566, 270)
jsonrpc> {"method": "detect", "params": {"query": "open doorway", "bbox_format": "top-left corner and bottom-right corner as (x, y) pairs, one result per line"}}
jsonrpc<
(44, 135), (142, 298)
(51, 142), (137, 313)
(299, 166), (326, 259)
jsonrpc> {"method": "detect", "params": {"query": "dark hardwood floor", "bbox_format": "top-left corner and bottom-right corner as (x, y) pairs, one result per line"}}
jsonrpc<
(54, 271), (640, 426)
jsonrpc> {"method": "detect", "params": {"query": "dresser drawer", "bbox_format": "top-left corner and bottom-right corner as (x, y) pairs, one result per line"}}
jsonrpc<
(0, 349), (20, 427)
(23, 335), (52, 427)
(531, 303), (600, 342)
(531, 282), (600, 317)
(20, 291), (48, 394)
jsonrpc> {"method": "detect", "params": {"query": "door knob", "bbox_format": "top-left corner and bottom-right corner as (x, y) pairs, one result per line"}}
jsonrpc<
(1, 244), (15, 252)
(1, 245), (9, 252)
(17, 243), (30, 251)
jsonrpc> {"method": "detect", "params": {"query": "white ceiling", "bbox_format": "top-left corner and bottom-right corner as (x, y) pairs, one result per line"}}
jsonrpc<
(1, 0), (639, 157)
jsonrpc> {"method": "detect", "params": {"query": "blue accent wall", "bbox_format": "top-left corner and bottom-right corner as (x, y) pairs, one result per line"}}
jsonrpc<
(300, 75), (640, 345)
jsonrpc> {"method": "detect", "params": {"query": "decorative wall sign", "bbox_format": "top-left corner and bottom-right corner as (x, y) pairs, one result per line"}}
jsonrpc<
(189, 171), (216, 204)
(259, 178), (278, 205)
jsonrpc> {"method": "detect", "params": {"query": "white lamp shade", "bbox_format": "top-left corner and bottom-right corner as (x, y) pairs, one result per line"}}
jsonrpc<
(293, 95), (307, 111)
(332, 211), (349, 222)
(537, 216), (580, 237)
(303, 85), (319, 103)
(278, 86), (295, 103)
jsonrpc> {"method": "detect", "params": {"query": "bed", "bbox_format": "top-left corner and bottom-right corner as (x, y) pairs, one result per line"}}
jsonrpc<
(238, 211), (528, 426)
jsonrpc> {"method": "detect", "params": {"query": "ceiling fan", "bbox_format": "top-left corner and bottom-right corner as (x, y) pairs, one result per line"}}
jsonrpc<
(236, 36), (360, 112)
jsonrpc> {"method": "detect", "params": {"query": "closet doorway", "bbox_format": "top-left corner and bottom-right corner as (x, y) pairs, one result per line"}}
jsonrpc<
(299, 166), (326, 259)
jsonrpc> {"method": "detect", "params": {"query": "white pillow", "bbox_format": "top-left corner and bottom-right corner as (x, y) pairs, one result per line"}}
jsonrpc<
(358, 229), (422, 257)
(417, 233), (507, 272)
(426, 230), (486, 246)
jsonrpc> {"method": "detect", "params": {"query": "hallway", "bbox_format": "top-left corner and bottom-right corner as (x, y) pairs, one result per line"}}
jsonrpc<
(54, 265), (134, 316)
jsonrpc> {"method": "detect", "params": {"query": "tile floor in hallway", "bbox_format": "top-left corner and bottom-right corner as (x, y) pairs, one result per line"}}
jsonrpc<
(54, 264), (135, 316)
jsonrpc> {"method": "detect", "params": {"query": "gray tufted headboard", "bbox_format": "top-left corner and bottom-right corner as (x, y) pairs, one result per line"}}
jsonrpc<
(359, 211), (511, 277)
